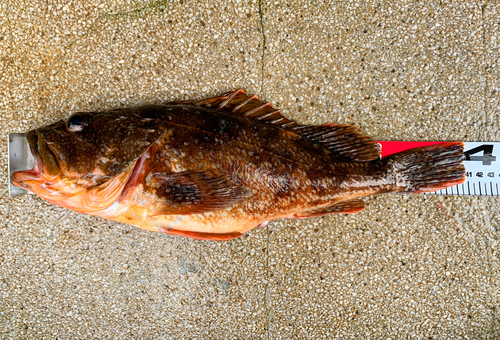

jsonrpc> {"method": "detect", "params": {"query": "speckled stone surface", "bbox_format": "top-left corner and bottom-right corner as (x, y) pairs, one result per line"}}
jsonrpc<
(0, 0), (499, 339)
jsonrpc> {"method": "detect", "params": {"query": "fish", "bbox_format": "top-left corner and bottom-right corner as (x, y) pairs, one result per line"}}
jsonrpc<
(11, 89), (465, 240)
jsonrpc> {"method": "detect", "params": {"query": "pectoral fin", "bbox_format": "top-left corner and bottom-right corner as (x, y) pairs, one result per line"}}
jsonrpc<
(150, 170), (249, 215)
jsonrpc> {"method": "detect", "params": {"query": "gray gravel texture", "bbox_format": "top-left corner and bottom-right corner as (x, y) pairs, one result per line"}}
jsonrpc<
(1, 0), (499, 339)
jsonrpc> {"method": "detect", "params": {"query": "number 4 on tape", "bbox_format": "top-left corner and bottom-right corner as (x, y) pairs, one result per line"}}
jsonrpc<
(464, 145), (496, 165)
(377, 141), (500, 196)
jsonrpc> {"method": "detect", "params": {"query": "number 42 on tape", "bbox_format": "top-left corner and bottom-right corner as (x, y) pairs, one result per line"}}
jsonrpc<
(377, 141), (500, 196)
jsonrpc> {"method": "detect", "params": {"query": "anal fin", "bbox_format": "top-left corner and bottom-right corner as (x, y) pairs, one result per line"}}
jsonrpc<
(160, 228), (243, 241)
(293, 199), (365, 219)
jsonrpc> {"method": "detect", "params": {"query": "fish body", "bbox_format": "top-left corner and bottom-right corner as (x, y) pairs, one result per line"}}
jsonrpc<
(12, 90), (465, 240)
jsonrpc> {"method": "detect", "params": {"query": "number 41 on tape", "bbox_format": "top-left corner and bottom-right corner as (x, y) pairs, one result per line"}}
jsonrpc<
(377, 141), (500, 196)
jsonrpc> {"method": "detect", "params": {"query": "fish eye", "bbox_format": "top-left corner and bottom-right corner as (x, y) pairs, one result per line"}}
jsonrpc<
(66, 113), (90, 133)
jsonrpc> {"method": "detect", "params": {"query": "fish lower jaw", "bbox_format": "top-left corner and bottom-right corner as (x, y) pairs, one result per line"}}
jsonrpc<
(11, 160), (42, 184)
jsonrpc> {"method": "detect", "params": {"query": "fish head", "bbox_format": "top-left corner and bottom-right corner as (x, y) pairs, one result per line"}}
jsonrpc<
(11, 108), (164, 213)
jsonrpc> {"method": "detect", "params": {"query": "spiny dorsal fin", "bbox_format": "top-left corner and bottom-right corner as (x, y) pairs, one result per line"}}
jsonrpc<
(172, 89), (299, 129)
(292, 124), (381, 162)
(172, 90), (380, 161)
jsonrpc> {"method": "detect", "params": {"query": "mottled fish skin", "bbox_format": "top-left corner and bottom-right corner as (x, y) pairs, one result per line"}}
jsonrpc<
(12, 90), (465, 240)
(98, 104), (389, 234)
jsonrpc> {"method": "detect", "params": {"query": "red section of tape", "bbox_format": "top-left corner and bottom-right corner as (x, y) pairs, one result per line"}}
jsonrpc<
(377, 141), (446, 159)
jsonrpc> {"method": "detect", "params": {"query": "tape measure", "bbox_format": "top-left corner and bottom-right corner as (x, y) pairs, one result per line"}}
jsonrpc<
(378, 141), (500, 196)
(8, 133), (500, 198)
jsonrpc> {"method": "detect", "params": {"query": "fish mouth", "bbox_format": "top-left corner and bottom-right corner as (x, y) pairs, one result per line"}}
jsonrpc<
(11, 130), (61, 187)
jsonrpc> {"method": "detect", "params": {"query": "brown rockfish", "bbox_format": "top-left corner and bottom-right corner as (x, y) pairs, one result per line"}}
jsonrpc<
(12, 90), (465, 240)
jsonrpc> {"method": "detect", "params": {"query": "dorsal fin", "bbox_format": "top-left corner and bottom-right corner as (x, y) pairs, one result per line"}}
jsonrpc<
(292, 124), (381, 162)
(171, 89), (299, 129)
(171, 89), (380, 161)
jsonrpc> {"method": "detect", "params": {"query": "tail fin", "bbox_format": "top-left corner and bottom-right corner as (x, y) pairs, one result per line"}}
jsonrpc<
(388, 142), (465, 194)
